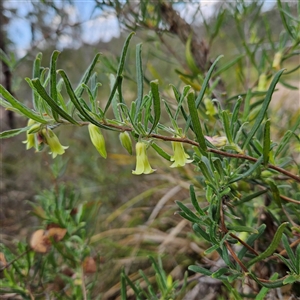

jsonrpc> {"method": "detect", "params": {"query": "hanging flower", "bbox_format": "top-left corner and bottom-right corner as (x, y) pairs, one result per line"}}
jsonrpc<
(132, 142), (155, 175)
(170, 141), (193, 168)
(88, 124), (107, 159)
(23, 119), (40, 150)
(42, 128), (68, 158)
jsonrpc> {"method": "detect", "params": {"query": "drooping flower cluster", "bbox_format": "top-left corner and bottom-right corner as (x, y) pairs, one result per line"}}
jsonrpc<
(23, 119), (68, 158)
(23, 120), (230, 174)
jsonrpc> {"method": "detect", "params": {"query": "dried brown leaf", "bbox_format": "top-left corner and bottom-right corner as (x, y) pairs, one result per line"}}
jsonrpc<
(82, 256), (97, 274)
(30, 229), (50, 253)
(47, 227), (67, 242)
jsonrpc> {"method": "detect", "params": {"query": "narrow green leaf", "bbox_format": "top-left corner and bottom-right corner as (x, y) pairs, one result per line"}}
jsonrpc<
(184, 55), (223, 133)
(58, 70), (112, 129)
(162, 99), (174, 121)
(227, 224), (258, 234)
(282, 234), (296, 265)
(238, 224), (266, 260)
(32, 53), (42, 110)
(30, 78), (79, 125)
(185, 33), (200, 75)
(50, 50), (60, 121)
(247, 222), (289, 267)
(275, 130), (293, 157)
(176, 201), (201, 223)
(222, 110), (233, 144)
(296, 243), (300, 274)
(211, 267), (230, 279)
(121, 273), (127, 300)
(135, 43), (143, 114)
(268, 180), (282, 208)
(223, 281), (243, 300)
(193, 224), (211, 242)
(190, 185), (206, 216)
(109, 75), (120, 120)
(277, 0), (295, 39)
(213, 54), (244, 77)
(212, 158), (225, 182)
(188, 265), (213, 276)
(228, 156), (263, 184)
(187, 92), (207, 152)
(174, 85), (191, 120)
(149, 80), (161, 134)
(243, 69), (285, 149)
(104, 75), (122, 114)
(204, 244), (220, 255)
(74, 52), (101, 98)
(230, 96), (243, 132)
(117, 32), (135, 76)
(263, 119), (271, 166)
(276, 253), (298, 273)
(151, 143), (171, 161)
(236, 189), (268, 205)
(0, 126), (30, 139)
(283, 275), (299, 285)
(0, 85), (47, 124)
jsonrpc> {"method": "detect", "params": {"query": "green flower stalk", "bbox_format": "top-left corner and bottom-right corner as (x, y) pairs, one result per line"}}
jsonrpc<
(42, 128), (68, 158)
(88, 124), (107, 158)
(170, 141), (193, 168)
(119, 131), (132, 155)
(132, 142), (155, 175)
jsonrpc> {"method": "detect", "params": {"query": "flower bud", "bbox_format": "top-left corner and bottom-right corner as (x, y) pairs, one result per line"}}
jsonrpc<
(205, 136), (227, 148)
(170, 142), (193, 168)
(119, 131), (132, 155)
(41, 128), (68, 158)
(257, 73), (267, 91)
(272, 52), (282, 70)
(132, 142), (155, 175)
(88, 124), (107, 158)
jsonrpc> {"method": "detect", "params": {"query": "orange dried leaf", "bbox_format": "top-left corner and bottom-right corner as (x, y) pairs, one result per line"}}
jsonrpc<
(82, 256), (97, 274)
(30, 229), (50, 253)
(0, 252), (7, 268)
(47, 227), (67, 242)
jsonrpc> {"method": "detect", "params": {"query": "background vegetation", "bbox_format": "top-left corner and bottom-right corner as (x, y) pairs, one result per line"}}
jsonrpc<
(1, 1), (299, 299)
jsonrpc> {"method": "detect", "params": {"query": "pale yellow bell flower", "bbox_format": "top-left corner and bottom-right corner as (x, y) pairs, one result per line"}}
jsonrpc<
(132, 142), (155, 175)
(170, 141), (193, 168)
